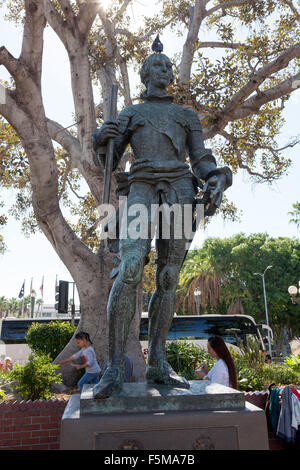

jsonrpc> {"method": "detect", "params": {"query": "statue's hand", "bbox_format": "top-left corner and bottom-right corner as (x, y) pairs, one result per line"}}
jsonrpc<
(203, 173), (226, 216)
(92, 120), (119, 149)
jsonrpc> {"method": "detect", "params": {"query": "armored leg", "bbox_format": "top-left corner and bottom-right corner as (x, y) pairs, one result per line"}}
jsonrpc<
(146, 178), (196, 388)
(146, 240), (190, 389)
(93, 252), (145, 399)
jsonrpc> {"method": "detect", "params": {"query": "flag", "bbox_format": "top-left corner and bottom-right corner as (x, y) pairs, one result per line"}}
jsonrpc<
(40, 276), (44, 299)
(18, 280), (25, 299)
(30, 278), (36, 297)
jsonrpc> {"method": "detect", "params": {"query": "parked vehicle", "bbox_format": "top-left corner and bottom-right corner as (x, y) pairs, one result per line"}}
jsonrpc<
(139, 314), (273, 355)
(0, 314), (273, 357)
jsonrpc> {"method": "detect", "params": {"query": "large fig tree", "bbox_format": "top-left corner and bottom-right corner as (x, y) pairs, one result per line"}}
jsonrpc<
(1, 0), (300, 384)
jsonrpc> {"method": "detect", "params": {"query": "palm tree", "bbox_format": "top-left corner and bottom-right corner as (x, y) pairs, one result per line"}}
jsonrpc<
(23, 295), (31, 317)
(0, 296), (8, 317)
(288, 202), (300, 229)
(35, 298), (43, 315)
(7, 297), (21, 316)
(177, 251), (220, 315)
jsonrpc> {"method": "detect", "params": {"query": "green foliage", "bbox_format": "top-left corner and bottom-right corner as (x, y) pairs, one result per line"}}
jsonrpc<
(0, 369), (13, 386)
(0, 388), (6, 401)
(166, 339), (300, 391)
(165, 341), (214, 380)
(178, 233), (300, 339)
(260, 363), (300, 389)
(288, 202), (300, 229)
(26, 321), (76, 361)
(11, 353), (62, 401)
(284, 353), (300, 374)
(232, 347), (300, 391)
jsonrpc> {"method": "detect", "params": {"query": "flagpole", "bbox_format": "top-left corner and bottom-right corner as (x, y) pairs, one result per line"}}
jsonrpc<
(30, 278), (34, 318)
(40, 275), (44, 317)
(21, 279), (25, 317)
(55, 275), (58, 319)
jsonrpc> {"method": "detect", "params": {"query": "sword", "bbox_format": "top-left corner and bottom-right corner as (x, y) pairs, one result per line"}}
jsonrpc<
(102, 84), (118, 205)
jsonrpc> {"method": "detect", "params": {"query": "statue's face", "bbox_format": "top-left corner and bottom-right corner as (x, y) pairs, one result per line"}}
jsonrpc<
(147, 55), (173, 90)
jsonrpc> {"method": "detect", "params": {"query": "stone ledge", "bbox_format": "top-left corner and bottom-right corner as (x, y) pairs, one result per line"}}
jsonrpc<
(80, 380), (245, 415)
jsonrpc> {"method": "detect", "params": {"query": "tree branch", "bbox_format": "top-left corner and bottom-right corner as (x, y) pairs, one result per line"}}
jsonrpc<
(0, 46), (23, 81)
(197, 41), (260, 57)
(205, 0), (250, 17)
(180, 0), (206, 85)
(46, 118), (82, 164)
(219, 130), (272, 181)
(77, 0), (100, 36)
(282, 0), (300, 19)
(112, 0), (132, 26)
(58, 0), (76, 24)
(232, 72), (300, 120)
(0, 89), (30, 138)
(207, 43), (300, 136)
(21, 0), (46, 85)
(43, 0), (68, 46)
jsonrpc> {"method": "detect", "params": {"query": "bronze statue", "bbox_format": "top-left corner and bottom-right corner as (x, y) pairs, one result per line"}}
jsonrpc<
(92, 38), (232, 398)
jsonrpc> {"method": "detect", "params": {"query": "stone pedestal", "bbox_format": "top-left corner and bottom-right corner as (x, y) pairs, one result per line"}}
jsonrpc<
(60, 381), (269, 450)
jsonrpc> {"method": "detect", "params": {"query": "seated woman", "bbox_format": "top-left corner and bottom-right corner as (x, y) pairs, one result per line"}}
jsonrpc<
(196, 335), (238, 390)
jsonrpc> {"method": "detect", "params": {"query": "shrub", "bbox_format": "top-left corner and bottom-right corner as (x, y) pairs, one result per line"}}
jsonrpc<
(261, 363), (300, 387)
(283, 353), (300, 374)
(166, 341), (214, 380)
(166, 340), (300, 391)
(0, 369), (13, 386)
(232, 347), (300, 391)
(0, 388), (6, 401)
(11, 353), (62, 400)
(26, 321), (76, 361)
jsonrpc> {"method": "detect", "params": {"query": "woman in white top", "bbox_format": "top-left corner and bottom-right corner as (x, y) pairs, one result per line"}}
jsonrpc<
(196, 335), (238, 389)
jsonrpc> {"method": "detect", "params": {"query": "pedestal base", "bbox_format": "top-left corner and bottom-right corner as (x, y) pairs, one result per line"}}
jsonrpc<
(60, 381), (268, 450)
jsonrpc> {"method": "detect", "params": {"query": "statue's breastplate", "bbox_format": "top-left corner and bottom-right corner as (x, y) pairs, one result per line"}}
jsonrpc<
(129, 103), (188, 161)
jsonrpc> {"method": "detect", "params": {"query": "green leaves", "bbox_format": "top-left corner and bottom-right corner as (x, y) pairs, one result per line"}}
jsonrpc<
(284, 353), (300, 373)
(11, 353), (62, 401)
(177, 233), (300, 339)
(288, 201), (300, 229)
(25, 321), (76, 361)
(166, 340), (214, 380)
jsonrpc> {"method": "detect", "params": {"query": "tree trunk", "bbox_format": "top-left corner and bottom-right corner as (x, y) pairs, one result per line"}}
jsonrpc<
(54, 245), (146, 386)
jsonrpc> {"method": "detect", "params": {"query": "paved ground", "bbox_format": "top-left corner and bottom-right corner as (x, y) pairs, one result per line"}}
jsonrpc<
(0, 343), (31, 365)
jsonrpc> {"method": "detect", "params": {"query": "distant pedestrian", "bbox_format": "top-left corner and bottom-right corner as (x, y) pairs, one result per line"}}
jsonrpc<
(0, 354), (6, 372)
(195, 335), (238, 389)
(58, 332), (101, 392)
(2, 356), (13, 373)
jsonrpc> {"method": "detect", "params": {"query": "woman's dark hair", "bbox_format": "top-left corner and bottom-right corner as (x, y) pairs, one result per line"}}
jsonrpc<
(75, 331), (93, 344)
(208, 335), (238, 390)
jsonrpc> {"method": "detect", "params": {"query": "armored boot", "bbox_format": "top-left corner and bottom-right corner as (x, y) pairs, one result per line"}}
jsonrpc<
(93, 359), (125, 399)
(146, 274), (190, 389)
(93, 272), (138, 399)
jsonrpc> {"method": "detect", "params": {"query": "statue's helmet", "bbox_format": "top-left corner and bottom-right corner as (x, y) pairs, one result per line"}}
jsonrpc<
(140, 35), (174, 89)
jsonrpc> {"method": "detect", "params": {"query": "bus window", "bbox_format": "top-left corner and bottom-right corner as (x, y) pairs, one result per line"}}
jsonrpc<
(139, 315), (266, 351)
(171, 316), (261, 349)
(139, 317), (177, 341)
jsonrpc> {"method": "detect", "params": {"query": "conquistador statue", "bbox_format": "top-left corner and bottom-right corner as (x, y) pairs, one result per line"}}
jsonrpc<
(92, 37), (232, 398)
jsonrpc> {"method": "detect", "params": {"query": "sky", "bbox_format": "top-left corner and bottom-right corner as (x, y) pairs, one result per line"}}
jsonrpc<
(0, 1), (300, 304)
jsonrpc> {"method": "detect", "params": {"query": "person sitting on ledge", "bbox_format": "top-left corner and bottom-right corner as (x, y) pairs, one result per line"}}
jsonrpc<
(196, 336), (238, 389)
